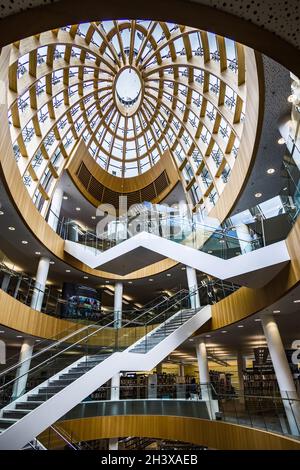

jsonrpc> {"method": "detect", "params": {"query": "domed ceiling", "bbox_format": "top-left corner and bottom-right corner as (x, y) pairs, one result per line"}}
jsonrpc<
(7, 20), (248, 216)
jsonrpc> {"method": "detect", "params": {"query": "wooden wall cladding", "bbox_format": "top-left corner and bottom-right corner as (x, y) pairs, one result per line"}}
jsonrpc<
(67, 140), (180, 209)
(39, 415), (300, 450)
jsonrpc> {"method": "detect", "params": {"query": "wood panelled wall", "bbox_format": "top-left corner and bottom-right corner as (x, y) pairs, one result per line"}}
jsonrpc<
(67, 140), (180, 211)
(39, 415), (300, 450)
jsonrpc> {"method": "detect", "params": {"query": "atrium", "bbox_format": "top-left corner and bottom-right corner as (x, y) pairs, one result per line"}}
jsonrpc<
(0, 0), (299, 454)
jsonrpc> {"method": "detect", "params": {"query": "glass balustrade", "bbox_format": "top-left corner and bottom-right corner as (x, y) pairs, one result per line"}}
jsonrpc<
(0, 282), (236, 409)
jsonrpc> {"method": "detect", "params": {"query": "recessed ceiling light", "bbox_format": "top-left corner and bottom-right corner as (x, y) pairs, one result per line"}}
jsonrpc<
(267, 168), (275, 174)
(35, 339), (41, 342)
(8, 226), (15, 231)
(35, 251), (41, 255)
(238, 325), (244, 328)
(288, 94), (297, 103)
(66, 269), (71, 273)
(189, 339), (194, 342)
(208, 250), (213, 254)
(273, 309), (280, 313)
(0, 330), (5, 334)
(254, 318), (261, 322)
(0, 211), (4, 215)
(181, 267), (186, 270)
(166, 273), (171, 277)
(21, 240), (28, 245)
(219, 239), (225, 243)
(149, 278), (153, 282)
(63, 196), (68, 200)
(91, 216), (96, 220)
(128, 281), (133, 284)
(16, 335), (23, 338)
(255, 192), (262, 198)
(278, 137), (285, 145)
(105, 280), (110, 283)
(75, 207), (81, 211)
(293, 300), (300, 303)
(49, 261), (55, 265)
(221, 330), (227, 333)
(83, 276), (89, 279)
(205, 335), (211, 338)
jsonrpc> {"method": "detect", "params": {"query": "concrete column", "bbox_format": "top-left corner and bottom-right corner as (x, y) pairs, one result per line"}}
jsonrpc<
(13, 277), (22, 298)
(237, 351), (246, 404)
(261, 314), (300, 435)
(156, 362), (163, 374)
(114, 282), (123, 329)
(48, 186), (63, 232)
(186, 266), (200, 309)
(1, 274), (11, 293)
(196, 340), (210, 400)
(179, 363), (185, 377)
(13, 257), (50, 399)
(110, 373), (120, 401)
(12, 338), (35, 399)
(235, 224), (253, 254)
(109, 438), (118, 450)
(30, 257), (50, 312)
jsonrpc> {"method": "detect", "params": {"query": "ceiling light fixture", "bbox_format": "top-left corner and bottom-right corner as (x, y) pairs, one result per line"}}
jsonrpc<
(273, 309), (281, 313)
(255, 192), (262, 198)
(254, 318), (261, 322)
(221, 330), (227, 334)
(75, 207), (81, 211)
(63, 196), (68, 200)
(238, 325), (244, 328)
(0, 211), (4, 215)
(21, 240), (28, 245)
(149, 278), (154, 282)
(83, 276), (89, 279)
(128, 281), (133, 284)
(278, 137), (285, 145)
(293, 299), (300, 303)
(166, 273), (171, 277)
(288, 94), (297, 103)
(35, 251), (41, 255)
(8, 226), (15, 231)
(49, 261), (55, 265)
(0, 330), (5, 334)
(267, 168), (275, 174)
(91, 216), (96, 220)
(205, 335), (211, 338)
(16, 335), (23, 338)
(66, 269), (71, 273)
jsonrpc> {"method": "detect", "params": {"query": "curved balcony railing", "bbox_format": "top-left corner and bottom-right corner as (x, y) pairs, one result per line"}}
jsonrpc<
(59, 385), (300, 439)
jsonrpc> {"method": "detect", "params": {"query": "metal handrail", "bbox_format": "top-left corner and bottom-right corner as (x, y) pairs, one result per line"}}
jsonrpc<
(0, 287), (190, 392)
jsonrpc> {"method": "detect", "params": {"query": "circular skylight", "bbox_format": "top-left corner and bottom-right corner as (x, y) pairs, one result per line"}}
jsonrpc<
(115, 67), (142, 114)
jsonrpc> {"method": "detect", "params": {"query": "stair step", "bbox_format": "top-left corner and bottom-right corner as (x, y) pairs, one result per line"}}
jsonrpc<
(16, 401), (43, 410)
(27, 393), (56, 401)
(39, 385), (66, 393)
(3, 409), (30, 419)
(50, 378), (75, 386)
(0, 418), (18, 429)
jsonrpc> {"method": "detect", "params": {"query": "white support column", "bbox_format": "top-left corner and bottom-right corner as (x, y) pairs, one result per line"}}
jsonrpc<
(196, 340), (219, 419)
(261, 314), (300, 435)
(1, 274), (11, 292)
(13, 257), (50, 399)
(30, 257), (50, 312)
(179, 363), (185, 378)
(12, 338), (35, 399)
(114, 282), (123, 329)
(196, 340), (210, 400)
(13, 277), (22, 298)
(109, 438), (119, 450)
(110, 373), (120, 401)
(235, 224), (253, 254)
(186, 266), (200, 309)
(48, 186), (64, 232)
(237, 351), (246, 404)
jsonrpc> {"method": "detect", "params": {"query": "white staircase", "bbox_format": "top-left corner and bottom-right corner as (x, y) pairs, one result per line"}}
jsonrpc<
(0, 305), (211, 450)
